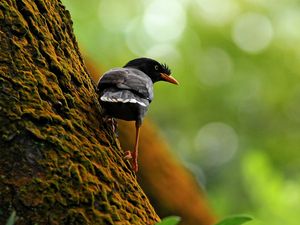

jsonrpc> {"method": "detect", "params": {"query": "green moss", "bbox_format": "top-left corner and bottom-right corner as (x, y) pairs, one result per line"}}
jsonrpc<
(68, 162), (84, 184)
(67, 208), (89, 224)
(0, 0), (160, 224)
(65, 93), (75, 107)
(111, 206), (121, 221)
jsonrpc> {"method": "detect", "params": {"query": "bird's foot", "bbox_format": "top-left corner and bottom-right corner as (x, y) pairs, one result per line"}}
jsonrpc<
(123, 151), (138, 172)
(124, 150), (133, 160)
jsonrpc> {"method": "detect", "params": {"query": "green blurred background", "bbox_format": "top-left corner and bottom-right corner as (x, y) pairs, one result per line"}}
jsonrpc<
(62, 0), (300, 224)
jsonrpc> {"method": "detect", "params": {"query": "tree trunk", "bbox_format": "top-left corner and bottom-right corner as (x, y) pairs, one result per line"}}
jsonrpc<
(0, 0), (159, 224)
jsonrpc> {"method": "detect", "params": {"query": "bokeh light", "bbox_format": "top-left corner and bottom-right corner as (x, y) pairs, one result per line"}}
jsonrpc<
(232, 12), (273, 53)
(275, 7), (300, 45)
(98, 0), (141, 32)
(143, 0), (186, 43)
(194, 122), (239, 167)
(145, 44), (181, 63)
(195, 0), (240, 26)
(125, 19), (151, 56)
(197, 47), (234, 86)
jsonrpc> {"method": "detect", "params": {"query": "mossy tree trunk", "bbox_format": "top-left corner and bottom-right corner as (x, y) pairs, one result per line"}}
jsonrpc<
(0, 0), (159, 224)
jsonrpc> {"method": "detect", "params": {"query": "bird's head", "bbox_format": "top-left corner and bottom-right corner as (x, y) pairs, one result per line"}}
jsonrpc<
(124, 57), (179, 85)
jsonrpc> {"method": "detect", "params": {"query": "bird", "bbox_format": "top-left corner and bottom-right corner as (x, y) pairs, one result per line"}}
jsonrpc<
(97, 57), (179, 172)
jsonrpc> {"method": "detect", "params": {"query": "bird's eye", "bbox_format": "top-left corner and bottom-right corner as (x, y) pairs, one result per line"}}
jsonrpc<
(154, 65), (159, 71)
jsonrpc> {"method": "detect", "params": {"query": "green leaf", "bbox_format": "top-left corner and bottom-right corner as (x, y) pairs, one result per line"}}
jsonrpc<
(156, 216), (181, 225)
(6, 210), (17, 225)
(214, 215), (253, 225)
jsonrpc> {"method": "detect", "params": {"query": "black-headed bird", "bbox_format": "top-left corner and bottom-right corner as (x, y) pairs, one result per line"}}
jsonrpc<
(97, 58), (179, 172)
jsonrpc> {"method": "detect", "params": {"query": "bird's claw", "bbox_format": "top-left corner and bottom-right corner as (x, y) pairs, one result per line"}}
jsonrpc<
(123, 151), (138, 172)
(124, 151), (133, 160)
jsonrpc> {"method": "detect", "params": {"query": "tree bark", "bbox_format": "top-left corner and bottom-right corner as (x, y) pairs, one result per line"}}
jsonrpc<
(0, 0), (159, 224)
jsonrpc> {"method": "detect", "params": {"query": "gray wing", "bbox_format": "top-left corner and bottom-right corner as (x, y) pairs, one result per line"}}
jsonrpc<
(97, 68), (154, 101)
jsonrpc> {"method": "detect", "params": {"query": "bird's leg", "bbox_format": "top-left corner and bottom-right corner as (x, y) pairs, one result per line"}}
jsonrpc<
(132, 122), (140, 172)
(124, 122), (140, 172)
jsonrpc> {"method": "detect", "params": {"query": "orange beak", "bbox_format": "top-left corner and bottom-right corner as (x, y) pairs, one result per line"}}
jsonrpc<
(160, 73), (179, 85)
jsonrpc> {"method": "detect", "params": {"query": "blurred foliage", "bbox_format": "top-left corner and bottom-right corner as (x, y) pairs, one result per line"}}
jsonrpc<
(156, 216), (181, 225)
(214, 215), (253, 225)
(62, 0), (300, 223)
(6, 211), (16, 225)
